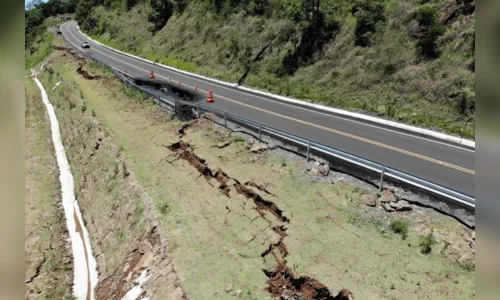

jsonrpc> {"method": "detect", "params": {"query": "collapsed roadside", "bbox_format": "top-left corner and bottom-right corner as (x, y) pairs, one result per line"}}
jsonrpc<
(33, 39), (475, 299)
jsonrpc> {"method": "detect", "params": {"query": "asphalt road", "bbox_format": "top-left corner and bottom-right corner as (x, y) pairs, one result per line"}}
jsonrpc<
(61, 21), (475, 197)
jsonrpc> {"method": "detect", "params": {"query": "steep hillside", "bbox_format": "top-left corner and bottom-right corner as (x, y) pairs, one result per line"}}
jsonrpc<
(77, 0), (475, 138)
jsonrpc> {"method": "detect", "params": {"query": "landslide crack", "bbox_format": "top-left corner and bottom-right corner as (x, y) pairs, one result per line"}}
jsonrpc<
(77, 64), (102, 80)
(167, 139), (352, 299)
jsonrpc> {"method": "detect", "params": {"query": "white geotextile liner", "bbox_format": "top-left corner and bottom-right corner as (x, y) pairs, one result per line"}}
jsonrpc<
(33, 76), (98, 300)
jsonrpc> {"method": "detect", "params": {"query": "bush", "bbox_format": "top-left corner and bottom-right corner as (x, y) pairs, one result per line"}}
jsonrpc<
(415, 5), (444, 58)
(419, 231), (436, 254)
(390, 219), (409, 240)
(148, 0), (174, 33)
(352, 0), (386, 47)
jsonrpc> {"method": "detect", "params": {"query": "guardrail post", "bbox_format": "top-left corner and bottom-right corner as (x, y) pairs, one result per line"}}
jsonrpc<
(379, 166), (386, 191)
(196, 102), (201, 119)
(224, 112), (227, 127)
(306, 140), (311, 161)
(258, 124), (262, 142)
(174, 98), (177, 114)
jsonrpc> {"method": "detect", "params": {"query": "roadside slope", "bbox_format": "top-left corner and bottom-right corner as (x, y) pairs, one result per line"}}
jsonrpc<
(47, 45), (474, 299)
(36, 47), (187, 299)
(25, 78), (73, 299)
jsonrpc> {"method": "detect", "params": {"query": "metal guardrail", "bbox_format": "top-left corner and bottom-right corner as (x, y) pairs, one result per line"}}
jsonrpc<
(106, 66), (475, 209)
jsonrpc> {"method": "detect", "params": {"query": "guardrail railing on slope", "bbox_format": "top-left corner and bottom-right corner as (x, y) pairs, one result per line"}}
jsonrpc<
(108, 67), (475, 209)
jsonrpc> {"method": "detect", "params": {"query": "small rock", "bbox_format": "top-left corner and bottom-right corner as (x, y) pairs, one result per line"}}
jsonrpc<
(250, 143), (268, 153)
(216, 140), (232, 148)
(457, 251), (475, 266)
(389, 200), (412, 212)
(310, 162), (329, 177)
(462, 231), (473, 243)
(225, 284), (233, 293)
(232, 290), (242, 297)
(383, 203), (395, 212)
(362, 194), (377, 207)
(281, 289), (303, 300)
(471, 231), (475, 241)
(378, 189), (397, 203)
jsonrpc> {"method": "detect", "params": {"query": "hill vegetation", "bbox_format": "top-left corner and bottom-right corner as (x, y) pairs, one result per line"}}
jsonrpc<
(27, 0), (475, 138)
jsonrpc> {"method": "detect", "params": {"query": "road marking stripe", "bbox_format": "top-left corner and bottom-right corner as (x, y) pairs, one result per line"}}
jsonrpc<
(65, 24), (475, 176)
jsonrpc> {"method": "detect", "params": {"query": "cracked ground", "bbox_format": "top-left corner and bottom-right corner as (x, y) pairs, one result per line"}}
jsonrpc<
(38, 52), (475, 299)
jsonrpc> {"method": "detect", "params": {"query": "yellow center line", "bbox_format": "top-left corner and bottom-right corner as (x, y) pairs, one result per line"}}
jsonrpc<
(67, 24), (475, 176)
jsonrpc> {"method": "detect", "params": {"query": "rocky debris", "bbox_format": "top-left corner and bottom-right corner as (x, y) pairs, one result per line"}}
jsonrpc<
(378, 189), (397, 203)
(265, 262), (353, 300)
(389, 200), (412, 212)
(281, 289), (303, 300)
(382, 203), (395, 212)
(361, 194), (377, 207)
(225, 284), (233, 293)
(462, 230), (474, 243)
(215, 140), (232, 149)
(457, 251), (475, 266)
(250, 143), (269, 153)
(308, 161), (330, 177)
(232, 290), (243, 297)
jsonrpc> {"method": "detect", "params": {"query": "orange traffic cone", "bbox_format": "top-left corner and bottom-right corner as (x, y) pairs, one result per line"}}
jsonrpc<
(194, 84), (198, 91)
(206, 89), (214, 103)
(149, 70), (155, 79)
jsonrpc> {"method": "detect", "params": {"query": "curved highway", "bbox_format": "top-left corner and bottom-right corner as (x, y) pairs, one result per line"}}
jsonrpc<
(61, 21), (475, 197)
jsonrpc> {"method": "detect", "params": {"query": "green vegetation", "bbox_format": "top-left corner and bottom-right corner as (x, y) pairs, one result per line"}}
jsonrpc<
(25, 32), (54, 69)
(390, 219), (409, 240)
(415, 4), (445, 58)
(69, 0), (474, 138)
(419, 230), (437, 254)
(25, 0), (475, 137)
(25, 78), (74, 299)
(56, 54), (473, 298)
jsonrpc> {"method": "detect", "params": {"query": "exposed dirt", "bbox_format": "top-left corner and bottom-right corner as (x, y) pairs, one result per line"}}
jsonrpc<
(265, 262), (354, 300)
(95, 227), (187, 300)
(167, 139), (352, 299)
(244, 180), (275, 196)
(77, 64), (103, 80)
(440, 0), (475, 25)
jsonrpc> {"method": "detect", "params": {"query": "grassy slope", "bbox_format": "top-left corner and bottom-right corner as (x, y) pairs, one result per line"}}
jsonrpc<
(50, 48), (474, 298)
(87, 0), (474, 138)
(25, 78), (74, 299)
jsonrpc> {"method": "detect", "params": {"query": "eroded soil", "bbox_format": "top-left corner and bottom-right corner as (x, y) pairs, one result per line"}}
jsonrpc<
(167, 139), (352, 299)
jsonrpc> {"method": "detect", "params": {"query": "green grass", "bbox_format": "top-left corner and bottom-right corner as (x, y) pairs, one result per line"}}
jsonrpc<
(25, 78), (74, 299)
(25, 32), (54, 70)
(49, 52), (475, 299)
(390, 219), (409, 240)
(419, 231), (437, 254)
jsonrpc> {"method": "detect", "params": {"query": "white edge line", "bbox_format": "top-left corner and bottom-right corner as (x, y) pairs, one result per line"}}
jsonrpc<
(73, 22), (475, 150)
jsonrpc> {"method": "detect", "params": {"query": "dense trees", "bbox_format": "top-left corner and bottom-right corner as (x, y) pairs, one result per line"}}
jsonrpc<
(352, 0), (386, 47)
(25, 0), (78, 48)
(148, 0), (174, 32)
(415, 4), (444, 58)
